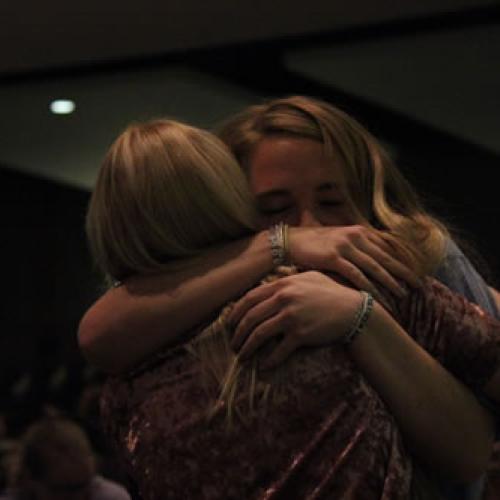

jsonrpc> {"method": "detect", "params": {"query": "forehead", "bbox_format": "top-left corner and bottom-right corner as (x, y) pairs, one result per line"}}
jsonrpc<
(248, 136), (345, 195)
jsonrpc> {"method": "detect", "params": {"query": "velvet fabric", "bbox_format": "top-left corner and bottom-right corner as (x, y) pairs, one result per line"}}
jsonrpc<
(100, 276), (500, 500)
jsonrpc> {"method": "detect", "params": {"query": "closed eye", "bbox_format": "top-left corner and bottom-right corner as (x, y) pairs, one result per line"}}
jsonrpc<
(319, 200), (344, 208)
(258, 205), (292, 215)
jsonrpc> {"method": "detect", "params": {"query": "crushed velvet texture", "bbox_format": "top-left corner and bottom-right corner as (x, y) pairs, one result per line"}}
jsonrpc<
(100, 276), (500, 500)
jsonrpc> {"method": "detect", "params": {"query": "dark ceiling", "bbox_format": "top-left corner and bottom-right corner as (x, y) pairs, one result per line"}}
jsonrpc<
(0, 1), (498, 190)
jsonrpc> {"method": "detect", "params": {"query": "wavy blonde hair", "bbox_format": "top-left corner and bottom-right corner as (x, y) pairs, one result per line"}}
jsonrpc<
(218, 95), (449, 276)
(86, 119), (258, 282)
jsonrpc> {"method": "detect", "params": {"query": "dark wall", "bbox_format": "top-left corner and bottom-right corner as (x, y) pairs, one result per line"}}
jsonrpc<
(382, 118), (500, 284)
(0, 166), (101, 427)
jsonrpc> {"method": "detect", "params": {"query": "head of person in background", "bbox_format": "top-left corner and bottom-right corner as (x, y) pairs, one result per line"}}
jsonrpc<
(8, 417), (96, 500)
(5, 416), (130, 500)
(217, 95), (449, 278)
(86, 119), (258, 285)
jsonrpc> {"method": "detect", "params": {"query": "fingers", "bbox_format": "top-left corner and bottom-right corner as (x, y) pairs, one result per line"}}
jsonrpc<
(328, 227), (420, 293)
(237, 312), (298, 369)
(331, 256), (383, 300)
(365, 233), (421, 288)
(230, 282), (283, 351)
(347, 247), (406, 297)
(294, 225), (420, 292)
(230, 281), (299, 365)
(238, 312), (286, 360)
(228, 281), (277, 333)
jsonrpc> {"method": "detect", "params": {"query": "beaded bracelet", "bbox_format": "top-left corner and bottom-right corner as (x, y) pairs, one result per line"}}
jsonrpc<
(342, 291), (374, 346)
(268, 222), (290, 267)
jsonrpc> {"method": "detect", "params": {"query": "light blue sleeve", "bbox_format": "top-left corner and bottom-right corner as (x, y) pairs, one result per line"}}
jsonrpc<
(434, 239), (499, 319)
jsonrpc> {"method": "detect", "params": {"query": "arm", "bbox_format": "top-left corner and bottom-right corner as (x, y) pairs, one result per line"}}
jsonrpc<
(229, 272), (496, 482)
(79, 232), (273, 373)
(435, 238), (499, 319)
(351, 299), (495, 481)
(79, 225), (417, 373)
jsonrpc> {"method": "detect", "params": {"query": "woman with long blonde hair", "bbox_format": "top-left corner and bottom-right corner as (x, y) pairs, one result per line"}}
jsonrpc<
(84, 111), (500, 499)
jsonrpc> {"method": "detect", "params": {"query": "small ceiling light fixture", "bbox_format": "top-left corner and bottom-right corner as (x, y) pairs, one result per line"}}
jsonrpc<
(50, 99), (76, 114)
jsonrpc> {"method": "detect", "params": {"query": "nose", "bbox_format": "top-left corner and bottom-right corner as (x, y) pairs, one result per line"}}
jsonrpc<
(298, 209), (322, 228)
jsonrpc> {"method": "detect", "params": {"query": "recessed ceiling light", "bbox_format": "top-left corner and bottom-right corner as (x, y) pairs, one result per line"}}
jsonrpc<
(50, 99), (75, 115)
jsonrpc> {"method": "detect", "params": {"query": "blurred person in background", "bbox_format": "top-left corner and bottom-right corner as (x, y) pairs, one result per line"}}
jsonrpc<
(0, 416), (131, 500)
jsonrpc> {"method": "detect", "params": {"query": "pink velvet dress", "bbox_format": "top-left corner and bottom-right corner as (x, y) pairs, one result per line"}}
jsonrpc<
(100, 277), (500, 500)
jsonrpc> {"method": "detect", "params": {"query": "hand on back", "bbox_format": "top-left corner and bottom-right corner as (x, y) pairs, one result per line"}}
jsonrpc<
(229, 271), (362, 368)
(229, 224), (419, 368)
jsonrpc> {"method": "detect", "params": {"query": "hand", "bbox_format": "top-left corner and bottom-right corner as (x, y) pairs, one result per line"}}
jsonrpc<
(289, 225), (419, 299)
(229, 271), (363, 368)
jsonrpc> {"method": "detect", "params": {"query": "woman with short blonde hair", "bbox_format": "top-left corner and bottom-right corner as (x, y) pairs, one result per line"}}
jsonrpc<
(86, 119), (257, 283)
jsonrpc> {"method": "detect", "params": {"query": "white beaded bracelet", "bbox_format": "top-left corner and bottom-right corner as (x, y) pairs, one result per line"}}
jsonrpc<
(342, 291), (374, 346)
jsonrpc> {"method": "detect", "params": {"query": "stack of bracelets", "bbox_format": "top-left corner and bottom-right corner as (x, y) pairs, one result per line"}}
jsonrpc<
(268, 222), (290, 267)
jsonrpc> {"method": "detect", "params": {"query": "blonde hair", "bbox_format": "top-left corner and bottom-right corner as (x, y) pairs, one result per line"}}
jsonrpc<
(218, 95), (448, 276)
(187, 266), (328, 428)
(86, 119), (258, 282)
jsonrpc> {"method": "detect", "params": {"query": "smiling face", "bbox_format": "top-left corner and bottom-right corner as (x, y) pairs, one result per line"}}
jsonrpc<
(248, 136), (361, 228)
